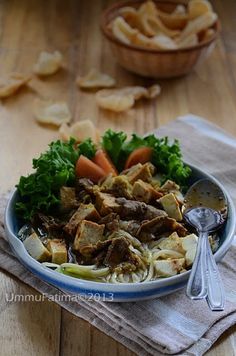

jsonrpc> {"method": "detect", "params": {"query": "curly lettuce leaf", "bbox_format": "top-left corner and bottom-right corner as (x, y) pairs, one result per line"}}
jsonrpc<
(102, 129), (127, 168)
(16, 138), (81, 220)
(78, 138), (96, 159)
(102, 129), (191, 186)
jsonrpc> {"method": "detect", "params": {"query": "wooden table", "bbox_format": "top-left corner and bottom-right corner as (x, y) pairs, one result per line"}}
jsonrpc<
(0, 0), (236, 355)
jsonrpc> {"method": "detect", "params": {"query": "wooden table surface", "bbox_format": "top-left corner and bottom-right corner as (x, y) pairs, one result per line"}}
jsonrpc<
(0, 0), (236, 355)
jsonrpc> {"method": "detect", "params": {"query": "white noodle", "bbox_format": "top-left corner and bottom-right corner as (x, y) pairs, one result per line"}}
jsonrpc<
(144, 263), (154, 282)
(152, 249), (184, 260)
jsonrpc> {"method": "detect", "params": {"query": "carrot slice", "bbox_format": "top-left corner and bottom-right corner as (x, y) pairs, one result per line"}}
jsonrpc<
(76, 155), (106, 183)
(93, 149), (118, 176)
(125, 147), (153, 169)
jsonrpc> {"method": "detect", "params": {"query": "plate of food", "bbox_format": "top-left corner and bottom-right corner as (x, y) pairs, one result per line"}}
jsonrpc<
(5, 130), (235, 301)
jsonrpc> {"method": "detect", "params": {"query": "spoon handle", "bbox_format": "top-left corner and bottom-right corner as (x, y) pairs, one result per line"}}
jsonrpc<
(186, 231), (208, 299)
(205, 238), (225, 311)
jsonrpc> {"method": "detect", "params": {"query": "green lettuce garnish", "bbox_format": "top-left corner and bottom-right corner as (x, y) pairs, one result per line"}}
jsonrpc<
(102, 130), (191, 185)
(16, 138), (95, 220)
(16, 129), (191, 220)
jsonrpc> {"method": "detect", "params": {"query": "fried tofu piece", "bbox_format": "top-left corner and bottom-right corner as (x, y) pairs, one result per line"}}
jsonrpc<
(160, 180), (184, 204)
(126, 163), (155, 184)
(110, 175), (133, 198)
(60, 186), (77, 212)
(181, 234), (198, 267)
(74, 220), (105, 255)
(95, 192), (120, 215)
(132, 179), (162, 203)
(160, 180), (180, 192)
(154, 258), (185, 277)
(23, 232), (51, 262)
(64, 203), (100, 236)
(158, 232), (185, 254)
(47, 239), (67, 264)
(100, 175), (132, 199)
(158, 193), (182, 221)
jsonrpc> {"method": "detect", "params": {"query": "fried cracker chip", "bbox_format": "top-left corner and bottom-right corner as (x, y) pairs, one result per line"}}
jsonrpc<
(173, 4), (186, 15)
(139, 14), (180, 38)
(131, 32), (153, 48)
(96, 85), (161, 112)
(119, 6), (141, 29)
(0, 73), (31, 98)
(188, 0), (213, 20)
(33, 51), (63, 76)
(131, 30), (177, 50)
(119, 7), (142, 31)
(34, 99), (71, 126)
(151, 34), (177, 49)
(59, 119), (100, 143)
(176, 33), (198, 48)
(59, 122), (72, 141)
(109, 0), (218, 51)
(201, 28), (215, 42)
(179, 11), (217, 40)
(96, 91), (134, 112)
(112, 16), (139, 44)
(138, 1), (180, 37)
(119, 6), (137, 16)
(77, 68), (116, 89)
(147, 84), (161, 98)
(138, 1), (158, 17)
(156, 9), (188, 31)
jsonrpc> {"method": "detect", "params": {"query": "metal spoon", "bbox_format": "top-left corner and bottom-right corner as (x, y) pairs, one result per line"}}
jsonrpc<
(183, 179), (227, 311)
